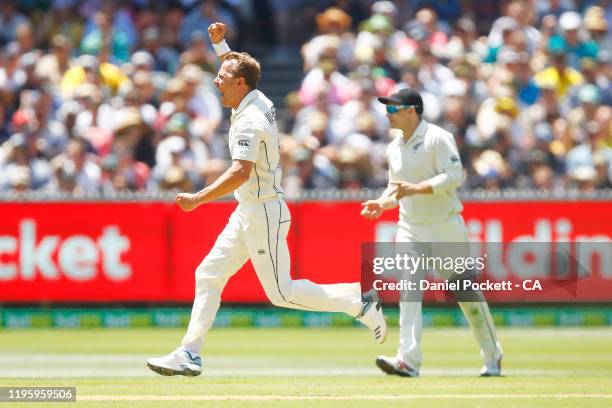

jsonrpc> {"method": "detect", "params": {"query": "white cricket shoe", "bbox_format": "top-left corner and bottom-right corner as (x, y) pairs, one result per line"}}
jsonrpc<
(357, 289), (387, 344)
(480, 354), (503, 377)
(147, 348), (202, 377)
(375, 355), (419, 377)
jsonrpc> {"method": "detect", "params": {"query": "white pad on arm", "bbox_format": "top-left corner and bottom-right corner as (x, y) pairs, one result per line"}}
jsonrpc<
(213, 40), (231, 57)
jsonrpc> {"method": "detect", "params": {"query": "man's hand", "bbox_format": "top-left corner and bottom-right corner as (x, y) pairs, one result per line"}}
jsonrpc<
(390, 181), (430, 199)
(208, 22), (226, 44)
(361, 200), (384, 220)
(176, 193), (201, 212)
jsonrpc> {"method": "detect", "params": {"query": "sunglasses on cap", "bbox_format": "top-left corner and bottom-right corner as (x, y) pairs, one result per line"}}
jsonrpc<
(385, 105), (417, 114)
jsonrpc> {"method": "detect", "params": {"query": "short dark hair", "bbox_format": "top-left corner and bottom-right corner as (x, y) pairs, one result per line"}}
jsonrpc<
(224, 51), (261, 89)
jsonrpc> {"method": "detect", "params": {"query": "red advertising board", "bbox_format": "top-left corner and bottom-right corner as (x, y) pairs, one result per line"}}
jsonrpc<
(0, 201), (610, 303)
(0, 203), (170, 301)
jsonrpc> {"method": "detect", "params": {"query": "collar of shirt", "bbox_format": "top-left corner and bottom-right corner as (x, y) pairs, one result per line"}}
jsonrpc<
(400, 119), (428, 146)
(231, 89), (259, 123)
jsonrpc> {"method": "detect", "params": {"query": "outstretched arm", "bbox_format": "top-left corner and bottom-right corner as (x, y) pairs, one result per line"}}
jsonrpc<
(208, 22), (231, 61)
(175, 159), (252, 211)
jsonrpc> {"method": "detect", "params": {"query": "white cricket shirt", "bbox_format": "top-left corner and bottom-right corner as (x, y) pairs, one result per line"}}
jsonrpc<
(229, 89), (283, 202)
(387, 119), (464, 226)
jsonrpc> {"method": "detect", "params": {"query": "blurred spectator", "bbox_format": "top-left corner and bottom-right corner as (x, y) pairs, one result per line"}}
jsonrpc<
(26, 89), (69, 158)
(35, 35), (73, 86)
(15, 23), (35, 54)
(179, 30), (216, 74)
(138, 27), (180, 74)
(536, 0), (571, 22)
(299, 37), (358, 106)
(584, 6), (611, 52)
(158, 164), (193, 192)
(280, 91), (302, 134)
(267, 1), (318, 49)
(179, 0), (237, 47)
(472, 149), (514, 191)
(72, 83), (113, 134)
(443, 18), (488, 61)
(61, 54), (130, 99)
(534, 36), (583, 98)
(550, 11), (598, 70)
(392, 63), (441, 122)
(594, 153), (612, 189)
(0, 1), (28, 45)
(122, 85), (157, 126)
(293, 85), (342, 144)
(37, 0), (85, 49)
(50, 137), (101, 193)
(80, 11), (130, 64)
(416, 45), (455, 98)
(178, 64), (222, 134)
(131, 70), (159, 116)
(565, 120), (612, 176)
(153, 128), (207, 191)
(337, 79), (388, 139)
(113, 107), (155, 168)
(0, 42), (27, 95)
(303, 7), (355, 72)
(568, 85), (602, 133)
(81, 0), (138, 53)
(441, 96), (478, 151)
(341, 112), (387, 188)
(488, 0), (541, 54)
(0, 132), (52, 191)
(476, 91), (526, 148)
(284, 145), (340, 191)
(412, 7), (449, 57)
(101, 139), (150, 192)
(489, 49), (540, 106)
(568, 165), (598, 192)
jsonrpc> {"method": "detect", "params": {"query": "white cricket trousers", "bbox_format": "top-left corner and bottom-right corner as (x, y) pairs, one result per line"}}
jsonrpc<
(396, 214), (502, 371)
(181, 197), (363, 353)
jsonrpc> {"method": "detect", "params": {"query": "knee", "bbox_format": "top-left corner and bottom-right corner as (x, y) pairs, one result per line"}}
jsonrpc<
(194, 264), (225, 292)
(266, 281), (295, 307)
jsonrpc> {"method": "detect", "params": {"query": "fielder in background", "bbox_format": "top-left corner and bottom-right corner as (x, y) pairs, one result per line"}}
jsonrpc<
(147, 22), (386, 377)
(361, 89), (503, 377)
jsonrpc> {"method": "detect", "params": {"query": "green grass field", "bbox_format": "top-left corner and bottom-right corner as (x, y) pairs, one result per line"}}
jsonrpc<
(1, 326), (611, 407)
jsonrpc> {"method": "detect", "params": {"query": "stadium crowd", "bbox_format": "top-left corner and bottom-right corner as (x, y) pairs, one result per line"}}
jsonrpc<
(0, 0), (611, 195)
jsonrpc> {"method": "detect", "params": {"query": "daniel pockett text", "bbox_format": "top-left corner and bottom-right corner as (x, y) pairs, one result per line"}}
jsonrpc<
(360, 242), (598, 303)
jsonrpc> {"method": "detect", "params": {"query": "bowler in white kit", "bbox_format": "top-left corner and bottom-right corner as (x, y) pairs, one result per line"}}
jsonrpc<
(147, 23), (386, 377)
(361, 89), (503, 377)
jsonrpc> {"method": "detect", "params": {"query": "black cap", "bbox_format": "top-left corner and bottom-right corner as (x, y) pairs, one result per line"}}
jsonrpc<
(378, 88), (423, 114)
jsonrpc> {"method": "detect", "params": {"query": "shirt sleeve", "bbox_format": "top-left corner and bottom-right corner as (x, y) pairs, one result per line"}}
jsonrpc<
(427, 131), (464, 194)
(231, 120), (263, 163)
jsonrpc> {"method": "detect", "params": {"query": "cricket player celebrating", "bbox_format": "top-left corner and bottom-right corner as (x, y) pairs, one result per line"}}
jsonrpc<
(147, 23), (386, 377)
(361, 89), (503, 377)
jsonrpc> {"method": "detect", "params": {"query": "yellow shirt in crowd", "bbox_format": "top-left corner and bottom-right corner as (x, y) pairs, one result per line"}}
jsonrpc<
(60, 62), (130, 98)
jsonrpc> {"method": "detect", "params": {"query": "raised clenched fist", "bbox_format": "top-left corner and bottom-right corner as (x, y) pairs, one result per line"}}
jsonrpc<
(208, 22), (226, 44)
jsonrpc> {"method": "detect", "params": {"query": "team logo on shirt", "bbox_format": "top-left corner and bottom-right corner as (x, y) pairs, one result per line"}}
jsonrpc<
(237, 139), (250, 147)
(450, 154), (460, 163)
